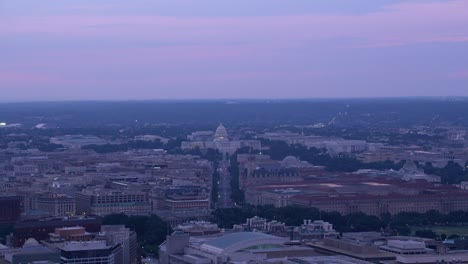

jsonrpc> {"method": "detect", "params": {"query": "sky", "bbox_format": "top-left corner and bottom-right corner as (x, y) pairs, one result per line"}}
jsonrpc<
(0, 0), (467, 101)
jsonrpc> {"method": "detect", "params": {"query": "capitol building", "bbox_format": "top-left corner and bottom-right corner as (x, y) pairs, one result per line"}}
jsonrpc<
(181, 124), (261, 155)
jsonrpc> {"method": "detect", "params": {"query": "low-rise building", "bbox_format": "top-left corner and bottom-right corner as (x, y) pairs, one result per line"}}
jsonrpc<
(75, 188), (151, 216)
(379, 240), (433, 255)
(1, 238), (60, 264)
(292, 220), (338, 241)
(36, 194), (75, 217)
(49, 227), (93, 242)
(13, 216), (102, 247)
(175, 221), (221, 236)
(50, 135), (109, 149)
(159, 231), (314, 264)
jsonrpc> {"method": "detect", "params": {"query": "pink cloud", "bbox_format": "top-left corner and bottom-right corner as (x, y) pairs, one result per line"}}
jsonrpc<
(0, 71), (64, 85)
(1, 0), (468, 48)
(1, 0), (467, 100)
(0, 70), (109, 90)
(450, 70), (468, 79)
(165, 70), (322, 82)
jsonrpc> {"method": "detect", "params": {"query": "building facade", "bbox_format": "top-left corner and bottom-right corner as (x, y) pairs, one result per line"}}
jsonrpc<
(75, 188), (151, 216)
(54, 240), (123, 264)
(13, 216), (102, 247)
(182, 124), (262, 155)
(0, 196), (22, 224)
(37, 194), (76, 217)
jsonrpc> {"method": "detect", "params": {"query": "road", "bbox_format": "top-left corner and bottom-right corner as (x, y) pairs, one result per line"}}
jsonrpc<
(216, 160), (235, 208)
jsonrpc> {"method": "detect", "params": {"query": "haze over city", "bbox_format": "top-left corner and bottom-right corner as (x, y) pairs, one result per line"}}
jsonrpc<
(1, 0), (468, 101)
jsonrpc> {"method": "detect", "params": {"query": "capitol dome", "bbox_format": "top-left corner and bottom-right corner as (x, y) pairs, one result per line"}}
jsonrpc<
(281, 156), (313, 168)
(214, 123), (229, 142)
(283, 156), (299, 162)
(23, 238), (39, 247)
(282, 156), (299, 166)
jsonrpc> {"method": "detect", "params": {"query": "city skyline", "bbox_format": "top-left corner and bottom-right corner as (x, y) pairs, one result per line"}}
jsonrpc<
(1, 0), (468, 101)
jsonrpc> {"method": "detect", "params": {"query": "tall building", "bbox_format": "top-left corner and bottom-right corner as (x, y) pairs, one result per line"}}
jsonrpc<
(97, 225), (139, 264)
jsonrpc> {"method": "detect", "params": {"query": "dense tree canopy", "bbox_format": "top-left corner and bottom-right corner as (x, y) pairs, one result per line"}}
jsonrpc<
(422, 161), (468, 184)
(261, 139), (405, 172)
(102, 214), (171, 256)
(213, 206), (468, 239)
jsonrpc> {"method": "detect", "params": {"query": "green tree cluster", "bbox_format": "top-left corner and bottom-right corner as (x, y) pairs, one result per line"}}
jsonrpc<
(213, 207), (468, 239)
(262, 139), (405, 172)
(102, 214), (171, 256)
(0, 224), (13, 244)
(213, 206), (381, 232)
(422, 161), (468, 184)
(212, 170), (220, 204)
(414, 229), (437, 239)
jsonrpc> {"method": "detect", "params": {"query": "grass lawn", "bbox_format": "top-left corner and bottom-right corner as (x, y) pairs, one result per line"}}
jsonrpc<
(413, 226), (468, 236)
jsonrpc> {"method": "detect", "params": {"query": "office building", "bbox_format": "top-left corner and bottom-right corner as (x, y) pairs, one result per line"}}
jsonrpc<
(75, 188), (151, 216)
(37, 194), (75, 217)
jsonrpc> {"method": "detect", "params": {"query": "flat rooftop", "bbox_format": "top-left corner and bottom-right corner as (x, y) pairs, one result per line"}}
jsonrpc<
(307, 241), (395, 261)
(60, 241), (110, 251)
(286, 256), (373, 264)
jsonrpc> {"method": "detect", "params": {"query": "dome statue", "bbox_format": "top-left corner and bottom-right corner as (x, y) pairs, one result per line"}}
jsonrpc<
(214, 123), (229, 142)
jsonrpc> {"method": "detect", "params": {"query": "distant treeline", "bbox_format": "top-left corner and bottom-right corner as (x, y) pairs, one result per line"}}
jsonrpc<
(1, 99), (468, 127)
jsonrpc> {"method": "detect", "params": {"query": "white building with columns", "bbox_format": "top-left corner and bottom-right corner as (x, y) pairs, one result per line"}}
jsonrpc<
(182, 124), (261, 155)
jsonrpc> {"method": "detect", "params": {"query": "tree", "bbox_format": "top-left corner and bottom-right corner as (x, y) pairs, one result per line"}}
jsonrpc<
(260, 139), (405, 173)
(141, 215), (171, 255)
(212, 171), (220, 204)
(0, 224), (13, 244)
(422, 161), (468, 184)
(424, 210), (445, 225)
(415, 229), (437, 239)
(103, 213), (128, 225)
(394, 225), (411, 236)
(103, 214), (171, 256)
(229, 150), (244, 204)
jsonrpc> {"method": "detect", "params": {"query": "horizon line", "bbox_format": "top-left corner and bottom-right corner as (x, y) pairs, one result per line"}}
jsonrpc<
(1, 96), (467, 104)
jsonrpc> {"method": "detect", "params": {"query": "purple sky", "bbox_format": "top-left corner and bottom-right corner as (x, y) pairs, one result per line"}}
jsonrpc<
(1, 0), (468, 101)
